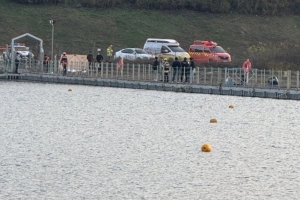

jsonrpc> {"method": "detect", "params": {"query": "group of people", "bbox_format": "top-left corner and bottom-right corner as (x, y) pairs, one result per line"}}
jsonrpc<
(52, 45), (252, 81)
(55, 44), (113, 75)
(152, 56), (195, 83)
(86, 45), (113, 67)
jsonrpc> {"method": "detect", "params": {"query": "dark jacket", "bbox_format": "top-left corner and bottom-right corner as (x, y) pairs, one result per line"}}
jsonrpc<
(87, 53), (93, 62)
(190, 60), (195, 69)
(152, 59), (159, 70)
(172, 60), (181, 69)
(96, 54), (103, 63)
(181, 59), (189, 71)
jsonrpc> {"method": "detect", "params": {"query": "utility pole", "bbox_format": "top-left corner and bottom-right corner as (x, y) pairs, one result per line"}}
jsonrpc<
(49, 20), (55, 61)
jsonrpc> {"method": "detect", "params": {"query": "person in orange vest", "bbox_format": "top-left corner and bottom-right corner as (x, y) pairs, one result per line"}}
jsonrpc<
(60, 52), (68, 76)
(117, 56), (124, 77)
(117, 57), (124, 69)
(242, 58), (252, 85)
(242, 59), (252, 73)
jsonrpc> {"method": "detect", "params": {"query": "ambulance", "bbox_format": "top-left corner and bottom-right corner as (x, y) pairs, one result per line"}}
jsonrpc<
(143, 38), (190, 60)
(188, 40), (231, 63)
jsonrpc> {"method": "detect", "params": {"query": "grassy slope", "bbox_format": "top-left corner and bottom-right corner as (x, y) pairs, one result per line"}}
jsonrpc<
(1, 0), (300, 67)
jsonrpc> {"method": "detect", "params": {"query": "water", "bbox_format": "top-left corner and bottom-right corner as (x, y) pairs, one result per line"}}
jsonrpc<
(0, 81), (300, 199)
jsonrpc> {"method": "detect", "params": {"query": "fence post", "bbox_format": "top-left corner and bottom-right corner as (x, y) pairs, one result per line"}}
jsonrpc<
(217, 67), (221, 85)
(254, 69), (257, 86)
(132, 63), (135, 80)
(126, 63), (129, 80)
(210, 67), (213, 85)
(263, 69), (265, 87)
(105, 62), (108, 78)
(204, 67), (206, 85)
(138, 63), (140, 81)
(111, 62), (113, 78)
(95, 62), (98, 78)
(149, 64), (151, 81)
(287, 70), (291, 89)
(297, 71), (299, 90)
(142, 64), (145, 80)
(224, 67), (227, 82)
(100, 62), (103, 78)
(196, 67), (198, 84)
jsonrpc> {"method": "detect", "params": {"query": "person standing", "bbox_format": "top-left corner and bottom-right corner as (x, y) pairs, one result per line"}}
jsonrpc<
(242, 58), (252, 85)
(152, 57), (159, 81)
(190, 57), (195, 83)
(242, 58), (252, 73)
(87, 51), (93, 69)
(44, 54), (50, 72)
(162, 58), (170, 82)
(172, 57), (181, 83)
(117, 57), (124, 77)
(96, 51), (103, 73)
(60, 52), (68, 76)
(15, 52), (21, 73)
(106, 45), (113, 63)
(180, 57), (189, 83)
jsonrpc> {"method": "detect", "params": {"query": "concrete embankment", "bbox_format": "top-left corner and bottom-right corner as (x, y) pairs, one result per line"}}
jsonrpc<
(1, 73), (299, 100)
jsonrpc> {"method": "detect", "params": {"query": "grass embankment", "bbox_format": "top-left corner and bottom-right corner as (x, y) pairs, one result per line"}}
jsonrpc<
(1, 0), (300, 69)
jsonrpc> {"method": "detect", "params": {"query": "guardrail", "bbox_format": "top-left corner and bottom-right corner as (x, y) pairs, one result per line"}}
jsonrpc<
(0, 59), (299, 90)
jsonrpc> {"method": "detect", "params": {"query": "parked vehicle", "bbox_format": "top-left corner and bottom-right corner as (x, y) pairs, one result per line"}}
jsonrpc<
(14, 43), (34, 59)
(143, 38), (190, 60)
(2, 43), (34, 62)
(115, 48), (154, 61)
(188, 40), (231, 63)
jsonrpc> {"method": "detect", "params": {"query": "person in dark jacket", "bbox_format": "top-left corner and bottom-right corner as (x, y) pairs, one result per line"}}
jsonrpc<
(180, 57), (189, 82)
(152, 57), (159, 81)
(87, 51), (93, 69)
(96, 51), (103, 73)
(190, 57), (195, 83)
(172, 57), (181, 83)
(15, 52), (21, 73)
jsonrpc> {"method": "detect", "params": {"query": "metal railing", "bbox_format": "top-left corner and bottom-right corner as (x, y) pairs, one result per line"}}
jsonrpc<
(1, 59), (299, 90)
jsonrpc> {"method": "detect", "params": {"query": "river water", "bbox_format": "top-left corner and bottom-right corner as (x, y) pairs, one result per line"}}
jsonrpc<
(0, 81), (299, 199)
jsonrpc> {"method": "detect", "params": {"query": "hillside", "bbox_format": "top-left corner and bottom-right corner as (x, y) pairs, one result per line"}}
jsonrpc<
(1, 0), (300, 69)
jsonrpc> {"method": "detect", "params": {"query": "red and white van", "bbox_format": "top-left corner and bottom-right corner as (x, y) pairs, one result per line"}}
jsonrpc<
(188, 40), (231, 63)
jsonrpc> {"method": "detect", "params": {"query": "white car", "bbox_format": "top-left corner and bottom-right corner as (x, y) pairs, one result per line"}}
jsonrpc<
(115, 48), (154, 61)
(14, 46), (34, 59)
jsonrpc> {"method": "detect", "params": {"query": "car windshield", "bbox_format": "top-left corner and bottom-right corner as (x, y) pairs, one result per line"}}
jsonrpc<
(210, 46), (226, 53)
(135, 49), (148, 54)
(15, 46), (28, 51)
(167, 45), (186, 52)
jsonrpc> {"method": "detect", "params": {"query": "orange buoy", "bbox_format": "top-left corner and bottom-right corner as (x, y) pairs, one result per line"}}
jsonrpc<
(210, 118), (217, 123)
(201, 143), (212, 152)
